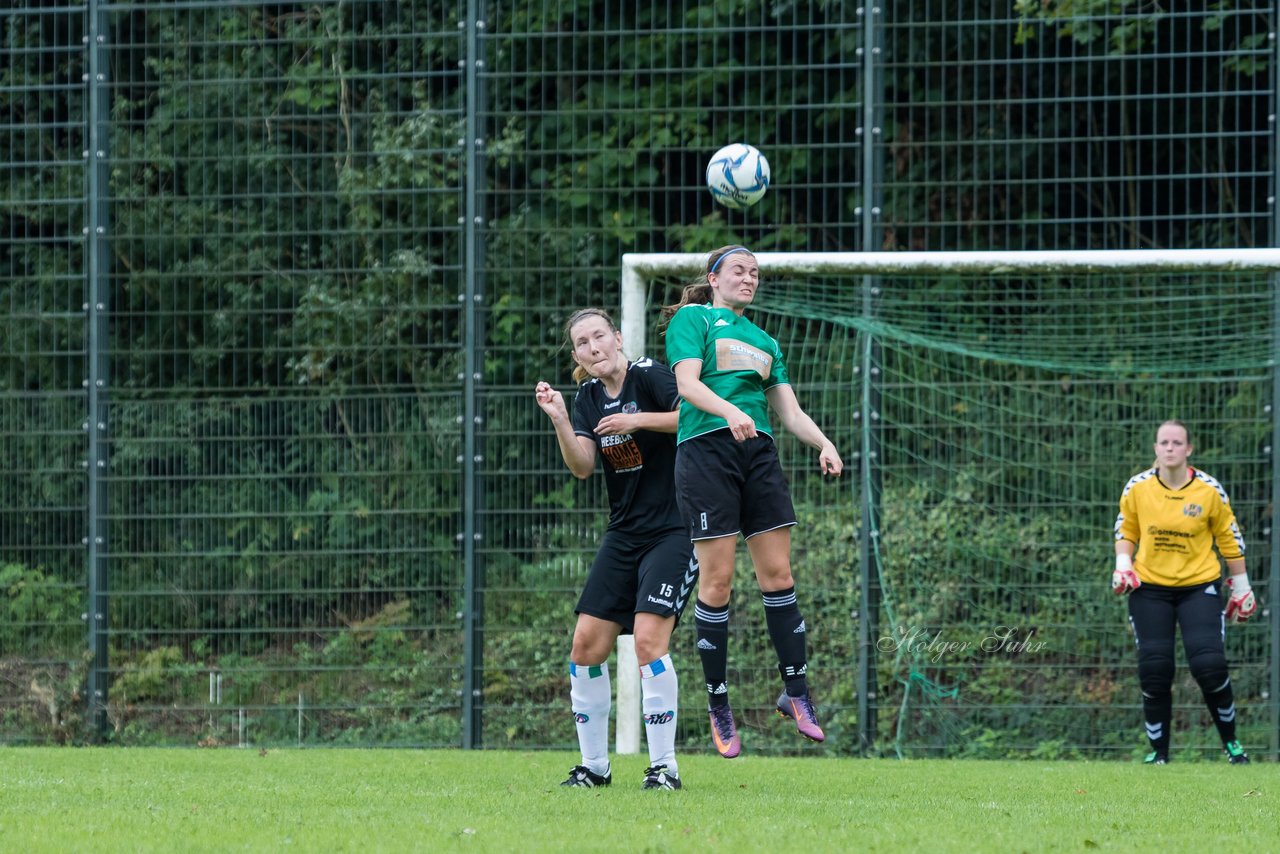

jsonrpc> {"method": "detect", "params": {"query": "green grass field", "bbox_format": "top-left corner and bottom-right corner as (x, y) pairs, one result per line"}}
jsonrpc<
(0, 748), (1271, 852)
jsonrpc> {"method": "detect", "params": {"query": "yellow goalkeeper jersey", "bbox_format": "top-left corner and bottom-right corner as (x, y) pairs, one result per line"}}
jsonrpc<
(1114, 467), (1245, 588)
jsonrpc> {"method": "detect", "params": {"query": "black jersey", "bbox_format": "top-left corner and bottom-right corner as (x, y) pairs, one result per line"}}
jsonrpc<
(571, 357), (683, 536)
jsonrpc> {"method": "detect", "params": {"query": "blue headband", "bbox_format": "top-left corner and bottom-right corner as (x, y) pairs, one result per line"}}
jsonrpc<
(709, 246), (753, 274)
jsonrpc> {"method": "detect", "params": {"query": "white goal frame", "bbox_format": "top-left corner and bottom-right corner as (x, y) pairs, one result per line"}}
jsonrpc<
(612, 248), (1280, 755)
(622, 247), (1280, 350)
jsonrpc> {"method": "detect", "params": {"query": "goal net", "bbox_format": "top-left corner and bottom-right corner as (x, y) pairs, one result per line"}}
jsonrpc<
(618, 249), (1278, 759)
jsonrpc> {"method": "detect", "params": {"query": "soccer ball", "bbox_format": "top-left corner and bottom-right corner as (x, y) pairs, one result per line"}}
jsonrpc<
(705, 143), (770, 210)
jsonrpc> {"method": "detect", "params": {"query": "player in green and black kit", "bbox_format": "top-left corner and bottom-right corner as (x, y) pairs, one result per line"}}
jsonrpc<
(660, 245), (843, 758)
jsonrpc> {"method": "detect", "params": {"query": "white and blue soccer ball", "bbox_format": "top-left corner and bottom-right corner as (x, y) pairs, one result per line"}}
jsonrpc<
(705, 143), (770, 210)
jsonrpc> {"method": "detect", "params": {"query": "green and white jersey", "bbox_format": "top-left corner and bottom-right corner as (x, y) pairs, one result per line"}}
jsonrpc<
(665, 303), (789, 443)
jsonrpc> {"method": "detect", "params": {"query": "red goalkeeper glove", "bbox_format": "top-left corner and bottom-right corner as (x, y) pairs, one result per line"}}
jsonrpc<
(1112, 554), (1141, 595)
(1225, 574), (1256, 624)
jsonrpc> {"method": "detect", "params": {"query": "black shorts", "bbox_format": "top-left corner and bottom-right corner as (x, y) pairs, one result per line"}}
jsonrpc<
(674, 430), (797, 541)
(576, 528), (698, 633)
(1127, 580), (1226, 652)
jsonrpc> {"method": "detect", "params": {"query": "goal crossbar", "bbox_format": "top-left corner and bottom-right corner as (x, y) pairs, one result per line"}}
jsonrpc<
(623, 248), (1280, 277)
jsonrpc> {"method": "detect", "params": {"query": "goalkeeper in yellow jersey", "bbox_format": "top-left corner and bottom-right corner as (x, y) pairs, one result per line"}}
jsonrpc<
(1112, 419), (1256, 765)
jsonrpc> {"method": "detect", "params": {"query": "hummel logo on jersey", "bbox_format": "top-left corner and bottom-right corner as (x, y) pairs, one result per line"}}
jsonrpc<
(709, 682), (728, 695)
(697, 638), (717, 650)
(603, 400), (620, 409)
(793, 620), (806, 634)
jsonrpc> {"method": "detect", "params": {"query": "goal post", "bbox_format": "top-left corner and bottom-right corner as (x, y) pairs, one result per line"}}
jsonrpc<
(615, 248), (1280, 759)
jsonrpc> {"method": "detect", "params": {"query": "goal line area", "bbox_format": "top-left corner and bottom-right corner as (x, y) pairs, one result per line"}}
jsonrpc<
(609, 249), (1280, 757)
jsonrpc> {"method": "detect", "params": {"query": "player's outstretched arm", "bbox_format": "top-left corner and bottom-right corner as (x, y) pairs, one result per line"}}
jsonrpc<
(534, 381), (596, 478)
(765, 384), (842, 476)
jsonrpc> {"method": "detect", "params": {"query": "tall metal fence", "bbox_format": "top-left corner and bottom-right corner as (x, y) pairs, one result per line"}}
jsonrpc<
(1, 1), (1276, 757)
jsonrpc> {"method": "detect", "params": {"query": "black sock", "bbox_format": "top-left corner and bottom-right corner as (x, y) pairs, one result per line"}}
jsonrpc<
(694, 599), (730, 708)
(1201, 677), (1238, 744)
(763, 586), (808, 697)
(1142, 691), (1172, 755)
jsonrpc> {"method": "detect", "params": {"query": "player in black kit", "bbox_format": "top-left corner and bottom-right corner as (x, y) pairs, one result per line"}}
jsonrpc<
(535, 308), (697, 791)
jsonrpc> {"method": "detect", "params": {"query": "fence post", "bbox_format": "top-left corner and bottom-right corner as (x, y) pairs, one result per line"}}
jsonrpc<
(84, 0), (112, 740)
(460, 0), (488, 749)
(1270, 272), (1280, 761)
(1269, 26), (1280, 761)
(855, 1), (885, 757)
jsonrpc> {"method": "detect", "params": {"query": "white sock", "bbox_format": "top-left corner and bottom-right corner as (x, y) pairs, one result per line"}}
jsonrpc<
(640, 653), (678, 775)
(569, 661), (611, 776)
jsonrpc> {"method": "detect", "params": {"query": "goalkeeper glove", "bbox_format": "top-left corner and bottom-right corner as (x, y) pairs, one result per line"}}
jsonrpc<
(1112, 553), (1141, 595)
(1225, 574), (1257, 624)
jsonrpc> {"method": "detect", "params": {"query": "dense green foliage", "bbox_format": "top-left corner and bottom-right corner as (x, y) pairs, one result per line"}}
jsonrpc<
(1, 2), (1273, 749)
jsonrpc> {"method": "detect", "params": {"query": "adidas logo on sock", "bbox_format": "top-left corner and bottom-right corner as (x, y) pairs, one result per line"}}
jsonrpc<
(697, 638), (717, 650)
(709, 682), (728, 695)
(793, 620), (806, 634)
